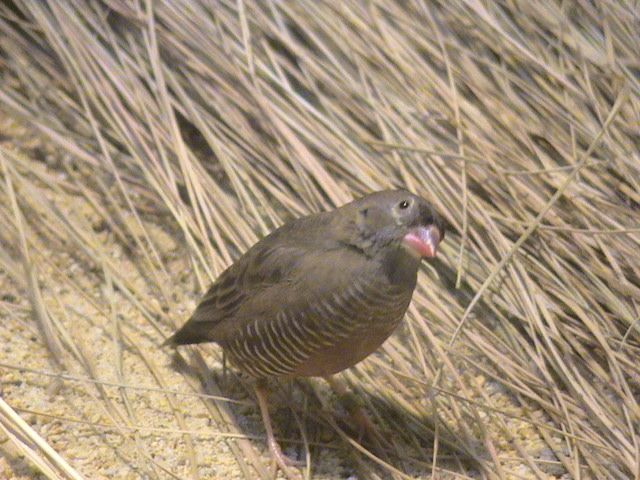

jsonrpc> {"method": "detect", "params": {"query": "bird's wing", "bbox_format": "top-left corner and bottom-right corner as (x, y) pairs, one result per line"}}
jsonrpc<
(167, 214), (366, 345)
(211, 244), (367, 342)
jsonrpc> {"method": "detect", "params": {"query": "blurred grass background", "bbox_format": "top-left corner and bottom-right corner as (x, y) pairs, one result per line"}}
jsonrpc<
(0, 1), (638, 479)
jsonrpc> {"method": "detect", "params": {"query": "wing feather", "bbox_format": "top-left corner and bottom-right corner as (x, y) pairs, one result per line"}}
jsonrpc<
(165, 211), (362, 345)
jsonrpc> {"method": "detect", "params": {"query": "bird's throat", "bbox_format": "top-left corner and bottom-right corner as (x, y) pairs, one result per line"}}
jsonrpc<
(381, 247), (420, 287)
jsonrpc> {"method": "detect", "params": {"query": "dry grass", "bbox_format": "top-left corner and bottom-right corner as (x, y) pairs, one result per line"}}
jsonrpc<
(0, 1), (639, 479)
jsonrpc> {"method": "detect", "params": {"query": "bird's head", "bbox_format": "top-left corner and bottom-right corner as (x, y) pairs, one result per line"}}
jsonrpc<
(341, 189), (446, 260)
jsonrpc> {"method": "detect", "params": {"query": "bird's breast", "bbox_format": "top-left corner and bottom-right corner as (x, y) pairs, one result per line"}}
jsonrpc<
(222, 274), (414, 379)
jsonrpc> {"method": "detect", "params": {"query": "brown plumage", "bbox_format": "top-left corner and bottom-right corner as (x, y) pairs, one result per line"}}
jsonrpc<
(165, 189), (445, 473)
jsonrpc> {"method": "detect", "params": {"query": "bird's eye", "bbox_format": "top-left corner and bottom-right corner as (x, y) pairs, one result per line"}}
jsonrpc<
(398, 200), (410, 209)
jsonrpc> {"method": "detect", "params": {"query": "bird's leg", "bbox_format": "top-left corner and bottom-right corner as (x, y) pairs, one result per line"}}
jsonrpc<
(323, 375), (391, 455)
(254, 380), (304, 475)
(221, 351), (227, 387)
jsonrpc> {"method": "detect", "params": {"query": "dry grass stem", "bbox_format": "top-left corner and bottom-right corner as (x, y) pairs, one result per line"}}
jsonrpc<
(0, 1), (638, 479)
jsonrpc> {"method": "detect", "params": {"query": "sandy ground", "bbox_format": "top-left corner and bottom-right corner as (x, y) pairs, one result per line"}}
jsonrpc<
(0, 112), (558, 480)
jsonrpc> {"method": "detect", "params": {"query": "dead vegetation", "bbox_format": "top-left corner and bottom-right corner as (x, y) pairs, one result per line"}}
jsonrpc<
(0, 1), (639, 479)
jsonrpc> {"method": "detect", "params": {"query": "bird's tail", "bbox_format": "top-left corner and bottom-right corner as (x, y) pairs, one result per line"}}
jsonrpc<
(162, 323), (211, 347)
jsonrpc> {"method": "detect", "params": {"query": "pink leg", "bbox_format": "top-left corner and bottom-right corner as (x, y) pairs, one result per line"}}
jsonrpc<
(254, 381), (304, 476)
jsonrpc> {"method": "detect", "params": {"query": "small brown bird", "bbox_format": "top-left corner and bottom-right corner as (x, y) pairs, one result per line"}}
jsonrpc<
(165, 190), (445, 471)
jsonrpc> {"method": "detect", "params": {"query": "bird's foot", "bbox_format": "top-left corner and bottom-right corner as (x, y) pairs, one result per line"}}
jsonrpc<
(267, 434), (305, 473)
(267, 437), (306, 480)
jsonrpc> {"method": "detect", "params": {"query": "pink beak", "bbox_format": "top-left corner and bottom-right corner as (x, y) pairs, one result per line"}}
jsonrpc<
(402, 225), (441, 258)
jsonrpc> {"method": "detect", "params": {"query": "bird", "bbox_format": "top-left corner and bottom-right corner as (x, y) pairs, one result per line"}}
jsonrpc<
(165, 189), (445, 473)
